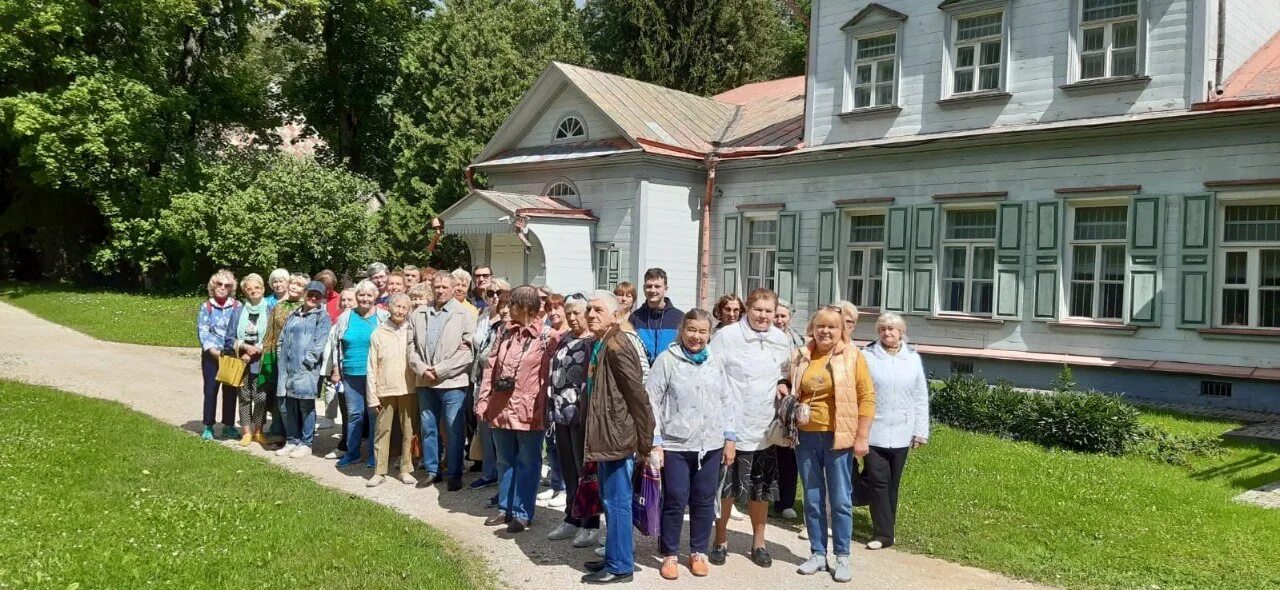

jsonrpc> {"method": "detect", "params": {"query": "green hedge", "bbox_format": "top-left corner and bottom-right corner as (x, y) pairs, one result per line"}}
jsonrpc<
(933, 373), (1140, 455)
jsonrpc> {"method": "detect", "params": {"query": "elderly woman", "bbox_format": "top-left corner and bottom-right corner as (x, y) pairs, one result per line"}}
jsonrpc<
(262, 273), (308, 442)
(545, 293), (600, 545)
(790, 307), (876, 583)
(325, 280), (388, 468)
(265, 268), (290, 308)
(860, 312), (928, 551)
(538, 292), (569, 508)
(708, 288), (793, 568)
(468, 291), (511, 491)
(836, 301), (859, 343)
(366, 293), (418, 487)
(648, 309), (735, 580)
(197, 269), (241, 441)
(224, 273), (271, 447)
(476, 286), (560, 533)
(452, 268), (479, 316)
(275, 281), (333, 458)
(712, 294), (744, 330)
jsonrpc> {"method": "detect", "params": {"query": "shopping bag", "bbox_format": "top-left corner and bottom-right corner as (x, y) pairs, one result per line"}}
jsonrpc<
(632, 462), (662, 536)
(572, 461), (603, 520)
(215, 354), (247, 387)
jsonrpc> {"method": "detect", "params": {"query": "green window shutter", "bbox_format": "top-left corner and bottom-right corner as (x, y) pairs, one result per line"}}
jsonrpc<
(607, 249), (620, 288)
(816, 209), (841, 306)
(909, 205), (939, 315)
(721, 213), (742, 296)
(993, 202), (1024, 320)
(1176, 193), (1214, 328)
(776, 212), (799, 305)
(1031, 200), (1062, 321)
(883, 206), (911, 312)
(1126, 196), (1163, 326)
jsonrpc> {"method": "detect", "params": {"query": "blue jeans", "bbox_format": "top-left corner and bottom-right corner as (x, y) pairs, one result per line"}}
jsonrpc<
(796, 431), (854, 556)
(342, 376), (374, 461)
(417, 387), (466, 479)
(545, 429), (564, 492)
(478, 421), (498, 480)
(600, 456), (636, 575)
(492, 428), (544, 522)
(281, 397), (316, 447)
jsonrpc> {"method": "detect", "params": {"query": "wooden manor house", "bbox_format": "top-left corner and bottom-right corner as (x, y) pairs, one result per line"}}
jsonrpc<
(439, 0), (1280, 412)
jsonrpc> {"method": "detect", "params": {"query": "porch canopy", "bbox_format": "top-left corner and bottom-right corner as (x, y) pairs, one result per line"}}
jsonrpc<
(437, 189), (597, 293)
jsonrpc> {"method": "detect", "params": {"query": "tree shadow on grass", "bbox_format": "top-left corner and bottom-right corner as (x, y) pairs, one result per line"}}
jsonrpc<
(1191, 452), (1280, 491)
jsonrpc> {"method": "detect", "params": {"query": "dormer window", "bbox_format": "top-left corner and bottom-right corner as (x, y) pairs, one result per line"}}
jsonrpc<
(840, 3), (907, 114)
(1075, 0), (1142, 81)
(542, 179), (580, 207)
(553, 115), (585, 141)
(952, 13), (1004, 94)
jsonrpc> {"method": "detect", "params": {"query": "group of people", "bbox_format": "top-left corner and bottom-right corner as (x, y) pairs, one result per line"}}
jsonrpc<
(195, 263), (930, 585)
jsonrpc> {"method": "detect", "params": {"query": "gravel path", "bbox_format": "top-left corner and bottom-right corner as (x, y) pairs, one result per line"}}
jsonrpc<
(0, 302), (1051, 590)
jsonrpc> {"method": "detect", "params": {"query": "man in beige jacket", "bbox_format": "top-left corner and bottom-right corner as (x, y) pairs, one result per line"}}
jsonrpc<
(366, 293), (416, 487)
(408, 271), (475, 491)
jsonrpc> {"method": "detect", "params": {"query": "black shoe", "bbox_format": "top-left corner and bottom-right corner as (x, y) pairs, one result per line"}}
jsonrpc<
(483, 512), (510, 526)
(584, 559), (607, 572)
(446, 477), (463, 491)
(581, 570), (632, 584)
(468, 461), (483, 473)
(751, 547), (772, 568)
(416, 474), (439, 489)
(506, 518), (529, 533)
(708, 545), (727, 566)
(485, 495), (499, 509)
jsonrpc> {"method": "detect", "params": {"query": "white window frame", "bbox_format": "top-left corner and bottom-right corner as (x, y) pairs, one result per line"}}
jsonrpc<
(1215, 197), (1280, 329)
(1071, 0), (1145, 82)
(594, 245), (618, 291)
(940, 207), (998, 316)
(1065, 200), (1129, 322)
(552, 114), (586, 142)
(542, 178), (581, 208)
(847, 32), (900, 110)
(843, 211), (886, 310)
(744, 214), (779, 293)
(942, 6), (1010, 98)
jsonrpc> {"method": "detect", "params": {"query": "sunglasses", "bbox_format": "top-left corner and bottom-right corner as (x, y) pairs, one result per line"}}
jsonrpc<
(474, 272), (492, 278)
(567, 292), (587, 302)
(217, 282), (235, 288)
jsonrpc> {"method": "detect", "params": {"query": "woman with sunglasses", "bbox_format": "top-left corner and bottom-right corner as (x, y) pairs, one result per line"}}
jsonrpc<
(468, 288), (511, 490)
(197, 269), (242, 441)
(545, 292), (600, 546)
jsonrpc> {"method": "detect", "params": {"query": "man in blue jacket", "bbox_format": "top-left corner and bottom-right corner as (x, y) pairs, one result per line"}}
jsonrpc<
(627, 268), (683, 366)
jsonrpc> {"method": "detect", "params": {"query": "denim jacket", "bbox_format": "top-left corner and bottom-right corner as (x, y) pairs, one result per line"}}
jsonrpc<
(277, 305), (333, 399)
(196, 298), (239, 352)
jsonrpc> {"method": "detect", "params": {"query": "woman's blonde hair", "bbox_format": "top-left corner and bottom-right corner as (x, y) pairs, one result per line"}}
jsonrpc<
(807, 306), (848, 342)
(876, 311), (907, 332)
(207, 269), (236, 298)
(239, 273), (264, 293)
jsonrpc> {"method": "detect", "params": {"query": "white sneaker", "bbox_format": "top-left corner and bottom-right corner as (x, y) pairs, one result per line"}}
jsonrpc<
(366, 475), (385, 488)
(536, 488), (558, 501)
(594, 545), (606, 557)
(730, 505), (746, 520)
(547, 493), (567, 508)
(782, 508), (798, 519)
(397, 472), (417, 485)
(275, 443), (297, 457)
(548, 522), (578, 541)
(288, 445), (312, 458)
(572, 528), (600, 547)
(323, 450), (340, 460)
(831, 555), (853, 583)
(866, 540), (884, 550)
(797, 554), (828, 575)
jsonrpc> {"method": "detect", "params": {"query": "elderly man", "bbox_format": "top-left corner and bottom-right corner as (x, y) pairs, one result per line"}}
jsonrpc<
(367, 262), (390, 306)
(408, 271), (475, 491)
(581, 290), (655, 584)
(451, 268), (479, 317)
(470, 265), (493, 310)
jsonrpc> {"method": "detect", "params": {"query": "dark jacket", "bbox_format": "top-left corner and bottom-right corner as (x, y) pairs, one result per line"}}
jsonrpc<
(627, 297), (683, 366)
(583, 325), (655, 462)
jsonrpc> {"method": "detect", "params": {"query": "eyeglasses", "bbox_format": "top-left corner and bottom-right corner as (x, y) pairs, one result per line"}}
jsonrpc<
(474, 272), (492, 278)
(217, 282), (235, 288)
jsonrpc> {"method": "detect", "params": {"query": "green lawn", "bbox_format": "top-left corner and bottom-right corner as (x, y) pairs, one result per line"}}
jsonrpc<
(0, 381), (486, 589)
(0, 283), (201, 347)
(859, 414), (1280, 590)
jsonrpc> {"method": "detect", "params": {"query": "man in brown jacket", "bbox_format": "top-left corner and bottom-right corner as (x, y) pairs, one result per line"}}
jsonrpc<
(581, 290), (654, 585)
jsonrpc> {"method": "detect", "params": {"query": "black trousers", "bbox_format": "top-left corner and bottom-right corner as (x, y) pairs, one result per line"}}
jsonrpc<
(861, 445), (909, 542)
(773, 446), (798, 513)
(554, 422), (600, 528)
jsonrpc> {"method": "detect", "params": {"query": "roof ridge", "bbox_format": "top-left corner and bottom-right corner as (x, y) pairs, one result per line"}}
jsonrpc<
(551, 61), (737, 110)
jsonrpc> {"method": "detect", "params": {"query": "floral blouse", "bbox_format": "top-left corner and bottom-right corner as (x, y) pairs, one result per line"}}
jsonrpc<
(548, 332), (595, 426)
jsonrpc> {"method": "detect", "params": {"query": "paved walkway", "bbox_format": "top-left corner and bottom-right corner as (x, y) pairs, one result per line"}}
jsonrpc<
(0, 302), (1050, 590)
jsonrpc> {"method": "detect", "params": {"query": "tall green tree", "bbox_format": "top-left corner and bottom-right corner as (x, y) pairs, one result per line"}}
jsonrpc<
(385, 0), (586, 261)
(274, 0), (430, 184)
(581, 0), (805, 96)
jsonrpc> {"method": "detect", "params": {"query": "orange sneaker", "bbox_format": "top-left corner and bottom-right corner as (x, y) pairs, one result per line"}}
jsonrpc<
(689, 553), (709, 577)
(660, 556), (679, 580)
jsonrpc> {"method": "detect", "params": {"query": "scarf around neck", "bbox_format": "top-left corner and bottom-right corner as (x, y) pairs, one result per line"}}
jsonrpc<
(682, 344), (708, 365)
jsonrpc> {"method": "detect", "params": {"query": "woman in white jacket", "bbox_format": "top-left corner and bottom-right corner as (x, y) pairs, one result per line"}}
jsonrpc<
(647, 309), (737, 580)
(860, 312), (929, 550)
(707, 288), (792, 568)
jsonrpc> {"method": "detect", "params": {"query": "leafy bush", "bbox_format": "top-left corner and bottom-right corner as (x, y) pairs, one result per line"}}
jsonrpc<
(1129, 424), (1224, 466)
(933, 372), (1140, 455)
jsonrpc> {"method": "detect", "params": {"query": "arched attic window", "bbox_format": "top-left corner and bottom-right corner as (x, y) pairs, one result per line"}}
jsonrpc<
(553, 115), (586, 141)
(543, 179), (581, 208)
